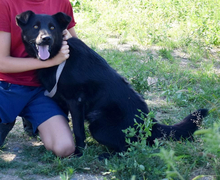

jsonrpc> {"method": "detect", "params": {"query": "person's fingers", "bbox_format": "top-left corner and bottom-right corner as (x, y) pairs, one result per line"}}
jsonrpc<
(62, 29), (71, 40)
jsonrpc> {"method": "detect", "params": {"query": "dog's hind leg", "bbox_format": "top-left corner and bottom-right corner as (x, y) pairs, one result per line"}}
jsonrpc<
(147, 109), (209, 145)
(89, 121), (127, 152)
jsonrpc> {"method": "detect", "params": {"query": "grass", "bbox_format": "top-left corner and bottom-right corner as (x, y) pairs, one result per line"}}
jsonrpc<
(1, 0), (220, 179)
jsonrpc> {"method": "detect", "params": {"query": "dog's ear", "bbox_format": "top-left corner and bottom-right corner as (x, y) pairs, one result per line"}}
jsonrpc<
(52, 12), (72, 30)
(16, 11), (35, 27)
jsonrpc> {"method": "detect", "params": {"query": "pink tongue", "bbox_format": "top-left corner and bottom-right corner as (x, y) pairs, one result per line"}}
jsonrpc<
(38, 45), (50, 60)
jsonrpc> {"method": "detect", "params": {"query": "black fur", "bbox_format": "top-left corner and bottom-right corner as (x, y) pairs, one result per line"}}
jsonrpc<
(16, 11), (209, 153)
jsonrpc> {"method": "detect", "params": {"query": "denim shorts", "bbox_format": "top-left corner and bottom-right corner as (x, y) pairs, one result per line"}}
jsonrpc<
(0, 81), (67, 133)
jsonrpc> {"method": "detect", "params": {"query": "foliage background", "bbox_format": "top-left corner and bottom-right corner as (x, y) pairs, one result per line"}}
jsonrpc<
(1, 0), (220, 179)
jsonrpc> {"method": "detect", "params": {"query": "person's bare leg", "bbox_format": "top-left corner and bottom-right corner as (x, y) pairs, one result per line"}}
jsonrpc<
(38, 115), (75, 157)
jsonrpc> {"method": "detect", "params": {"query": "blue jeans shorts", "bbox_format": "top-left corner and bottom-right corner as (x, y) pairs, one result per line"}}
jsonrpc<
(0, 81), (67, 133)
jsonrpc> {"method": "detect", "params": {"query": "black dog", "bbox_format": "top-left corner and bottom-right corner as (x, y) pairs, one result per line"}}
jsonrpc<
(16, 11), (208, 153)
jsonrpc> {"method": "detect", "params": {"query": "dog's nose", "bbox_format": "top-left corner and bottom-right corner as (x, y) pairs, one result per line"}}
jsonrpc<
(42, 35), (51, 43)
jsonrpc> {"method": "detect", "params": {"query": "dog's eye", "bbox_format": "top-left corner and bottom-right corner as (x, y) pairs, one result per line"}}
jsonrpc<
(50, 26), (55, 30)
(34, 25), (39, 29)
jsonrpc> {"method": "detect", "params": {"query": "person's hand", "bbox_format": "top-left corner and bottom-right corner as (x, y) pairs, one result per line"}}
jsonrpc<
(49, 41), (69, 66)
(63, 29), (72, 40)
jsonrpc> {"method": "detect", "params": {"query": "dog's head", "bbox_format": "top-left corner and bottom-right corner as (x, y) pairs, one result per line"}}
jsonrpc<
(16, 11), (71, 60)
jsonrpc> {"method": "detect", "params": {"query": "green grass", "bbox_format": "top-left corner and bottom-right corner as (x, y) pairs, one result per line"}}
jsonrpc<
(1, 0), (220, 179)
(74, 0), (220, 57)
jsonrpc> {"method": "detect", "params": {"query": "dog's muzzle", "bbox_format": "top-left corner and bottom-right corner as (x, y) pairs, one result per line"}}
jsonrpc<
(36, 34), (53, 60)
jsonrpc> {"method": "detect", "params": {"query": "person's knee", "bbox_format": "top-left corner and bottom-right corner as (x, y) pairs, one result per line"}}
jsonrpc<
(54, 142), (75, 157)
(38, 115), (76, 157)
(46, 140), (75, 157)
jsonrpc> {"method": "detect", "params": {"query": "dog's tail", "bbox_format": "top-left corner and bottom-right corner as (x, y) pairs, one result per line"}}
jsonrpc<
(148, 109), (209, 145)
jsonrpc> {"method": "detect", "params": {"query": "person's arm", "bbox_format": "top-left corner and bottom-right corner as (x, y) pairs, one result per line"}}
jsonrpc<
(0, 31), (70, 73)
(68, 27), (77, 37)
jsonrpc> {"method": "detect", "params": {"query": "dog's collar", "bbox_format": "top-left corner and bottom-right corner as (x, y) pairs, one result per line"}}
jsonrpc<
(44, 61), (66, 98)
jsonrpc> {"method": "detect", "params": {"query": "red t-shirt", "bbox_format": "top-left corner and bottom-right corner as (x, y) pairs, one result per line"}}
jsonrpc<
(0, 0), (76, 86)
